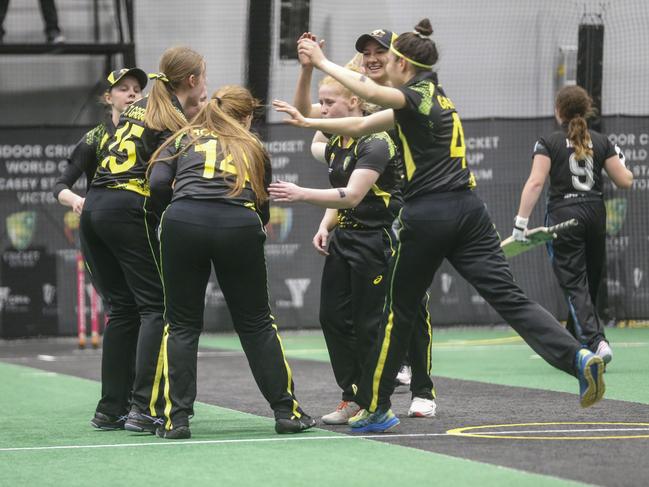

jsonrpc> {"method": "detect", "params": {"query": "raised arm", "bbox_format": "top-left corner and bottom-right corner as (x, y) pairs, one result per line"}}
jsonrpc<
(298, 38), (406, 110)
(293, 66), (321, 118)
(293, 33), (324, 118)
(273, 99), (394, 138)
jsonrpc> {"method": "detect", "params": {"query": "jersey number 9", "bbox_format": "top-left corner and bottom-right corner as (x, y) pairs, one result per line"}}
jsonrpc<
(569, 154), (595, 191)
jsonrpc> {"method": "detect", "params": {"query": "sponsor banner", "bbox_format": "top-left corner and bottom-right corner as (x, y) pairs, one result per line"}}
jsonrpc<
(1, 118), (646, 334)
(0, 128), (83, 337)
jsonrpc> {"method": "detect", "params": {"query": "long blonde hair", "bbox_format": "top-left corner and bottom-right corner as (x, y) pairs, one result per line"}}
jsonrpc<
(556, 85), (596, 160)
(151, 85), (269, 203)
(145, 46), (205, 132)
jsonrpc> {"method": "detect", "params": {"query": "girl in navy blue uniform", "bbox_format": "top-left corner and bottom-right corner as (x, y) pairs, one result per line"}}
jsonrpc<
(275, 18), (607, 433)
(513, 85), (632, 365)
(149, 86), (315, 439)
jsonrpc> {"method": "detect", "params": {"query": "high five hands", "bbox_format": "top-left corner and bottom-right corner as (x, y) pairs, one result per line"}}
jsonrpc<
(297, 35), (327, 68)
(297, 32), (325, 68)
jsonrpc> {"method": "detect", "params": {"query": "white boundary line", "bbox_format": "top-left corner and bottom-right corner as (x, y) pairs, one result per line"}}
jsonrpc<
(3, 426), (649, 453)
(0, 432), (448, 452)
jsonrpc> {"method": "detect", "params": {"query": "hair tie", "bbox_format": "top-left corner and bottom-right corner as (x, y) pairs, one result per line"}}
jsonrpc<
(148, 72), (169, 83)
(214, 96), (222, 106)
(412, 31), (431, 39)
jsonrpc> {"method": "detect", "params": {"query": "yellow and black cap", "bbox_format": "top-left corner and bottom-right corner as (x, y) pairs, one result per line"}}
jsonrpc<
(355, 29), (395, 52)
(105, 68), (148, 90)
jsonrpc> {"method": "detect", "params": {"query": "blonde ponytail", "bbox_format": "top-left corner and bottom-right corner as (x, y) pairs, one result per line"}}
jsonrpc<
(144, 47), (205, 133)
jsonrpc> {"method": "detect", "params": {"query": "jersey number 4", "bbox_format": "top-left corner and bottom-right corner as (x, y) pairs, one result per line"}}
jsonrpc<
(101, 122), (145, 174)
(450, 112), (467, 169)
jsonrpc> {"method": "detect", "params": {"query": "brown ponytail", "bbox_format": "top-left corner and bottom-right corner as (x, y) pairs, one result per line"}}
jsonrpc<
(151, 86), (269, 204)
(145, 46), (205, 133)
(556, 85), (595, 160)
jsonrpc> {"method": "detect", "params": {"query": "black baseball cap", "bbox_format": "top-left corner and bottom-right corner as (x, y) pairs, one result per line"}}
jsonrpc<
(106, 68), (148, 90)
(355, 29), (396, 52)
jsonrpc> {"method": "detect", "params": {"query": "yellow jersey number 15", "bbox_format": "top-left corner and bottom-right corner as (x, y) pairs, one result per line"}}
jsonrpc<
(101, 121), (145, 174)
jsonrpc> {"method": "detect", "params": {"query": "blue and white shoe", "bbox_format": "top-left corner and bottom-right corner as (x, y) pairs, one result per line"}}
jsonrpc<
(575, 349), (605, 408)
(349, 408), (400, 433)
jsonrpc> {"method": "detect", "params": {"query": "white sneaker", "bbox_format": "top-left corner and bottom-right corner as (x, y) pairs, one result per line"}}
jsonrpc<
(395, 365), (411, 389)
(408, 397), (437, 418)
(595, 340), (613, 364)
(321, 401), (361, 425)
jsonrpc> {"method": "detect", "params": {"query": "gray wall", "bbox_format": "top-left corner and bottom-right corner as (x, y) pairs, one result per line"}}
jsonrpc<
(134, 0), (248, 91)
(1, 1), (647, 125)
(267, 0), (649, 121)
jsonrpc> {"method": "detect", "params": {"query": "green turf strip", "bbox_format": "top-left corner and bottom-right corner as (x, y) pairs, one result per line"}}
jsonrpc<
(199, 327), (649, 404)
(0, 362), (585, 487)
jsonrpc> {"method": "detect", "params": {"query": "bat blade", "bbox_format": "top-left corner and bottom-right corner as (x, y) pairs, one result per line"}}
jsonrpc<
(501, 219), (578, 258)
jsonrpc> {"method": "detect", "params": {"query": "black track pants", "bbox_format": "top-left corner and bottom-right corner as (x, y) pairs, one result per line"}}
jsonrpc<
(80, 189), (165, 417)
(547, 201), (607, 350)
(159, 200), (303, 428)
(319, 228), (434, 402)
(355, 191), (582, 411)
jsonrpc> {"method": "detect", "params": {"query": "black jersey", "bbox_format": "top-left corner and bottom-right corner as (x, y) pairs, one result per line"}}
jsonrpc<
(393, 71), (475, 200)
(53, 113), (115, 198)
(325, 132), (403, 229)
(150, 130), (271, 223)
(533, 128), (618, 208)
(92, 96), (186, 196)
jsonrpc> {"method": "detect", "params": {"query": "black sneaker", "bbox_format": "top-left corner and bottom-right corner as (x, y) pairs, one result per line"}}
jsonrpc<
(275, 414), (316, 434)
(90, 412), (127, 430)
(156, 425), (191, 440)
(124, 410), (164, 434)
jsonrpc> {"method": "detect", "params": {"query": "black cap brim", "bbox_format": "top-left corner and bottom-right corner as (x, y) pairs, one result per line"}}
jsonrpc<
(111, 68), (148, 90)
(355, 33), (391, 52)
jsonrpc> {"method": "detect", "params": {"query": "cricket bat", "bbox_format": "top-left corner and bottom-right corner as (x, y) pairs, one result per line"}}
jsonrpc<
(500, 219), (578, 258)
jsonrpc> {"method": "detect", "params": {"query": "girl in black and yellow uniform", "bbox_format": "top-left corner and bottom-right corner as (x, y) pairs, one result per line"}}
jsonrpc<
(55, 68), (147, 215)
(292, 33), (437, 420)
(277, 18), (606, 433)
(81, 47), (207, 432)
(272, 74), (436, 423)
(149, 86), (315, 440)
(54, 68), (146, 426)
(514, 85), (632, 365)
